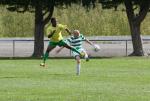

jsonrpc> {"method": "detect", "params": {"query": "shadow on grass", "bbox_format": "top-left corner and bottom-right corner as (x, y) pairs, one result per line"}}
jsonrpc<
(47, 73), (76, 77)
(0, 76), (30, 79)
(0, 56), (116, 60)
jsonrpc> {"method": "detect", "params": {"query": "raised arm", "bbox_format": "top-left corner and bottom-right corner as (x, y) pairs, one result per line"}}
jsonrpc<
(65, 28), (72, 35)
(85, 38), (95, 47)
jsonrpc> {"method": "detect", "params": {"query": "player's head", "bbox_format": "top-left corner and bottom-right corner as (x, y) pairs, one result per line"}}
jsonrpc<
(73, 30), (80, 37)
(51, 17), (57, 27)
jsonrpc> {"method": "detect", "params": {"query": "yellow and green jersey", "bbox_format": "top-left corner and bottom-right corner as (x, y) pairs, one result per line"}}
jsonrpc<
(45, 24), (67, 42)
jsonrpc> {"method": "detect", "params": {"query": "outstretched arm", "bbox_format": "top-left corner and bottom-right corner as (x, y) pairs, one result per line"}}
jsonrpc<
(85, 39), (95, 47)
(85, 38), (100, 50)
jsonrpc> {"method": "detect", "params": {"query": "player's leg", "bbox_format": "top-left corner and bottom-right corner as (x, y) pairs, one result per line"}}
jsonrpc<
(82, 49), (89, 61)
(43, 45), (55, 62)
(85, 53), (89, 61)
(75, 55), (81, 75)
(64, 44), (80, 54)
(60, 40), (84, 57)
(40, 42), (56, 67)
(72, 50), (81, 75)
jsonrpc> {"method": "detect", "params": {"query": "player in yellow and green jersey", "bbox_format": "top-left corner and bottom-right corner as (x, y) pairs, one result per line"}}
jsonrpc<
(40, 17), (84, 67)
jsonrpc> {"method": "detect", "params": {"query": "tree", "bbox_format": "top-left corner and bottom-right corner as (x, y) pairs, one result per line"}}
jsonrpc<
(99, 0), (150, 56)
(0, 0), (80, 57)
(124, 0), (150, 56)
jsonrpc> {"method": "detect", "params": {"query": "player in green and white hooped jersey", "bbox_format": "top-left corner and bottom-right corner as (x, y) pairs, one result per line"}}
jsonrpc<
(56, 30), (96, 75)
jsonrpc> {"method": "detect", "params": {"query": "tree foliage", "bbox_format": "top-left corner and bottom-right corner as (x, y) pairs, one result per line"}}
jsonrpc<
(1, 0), (79, 11)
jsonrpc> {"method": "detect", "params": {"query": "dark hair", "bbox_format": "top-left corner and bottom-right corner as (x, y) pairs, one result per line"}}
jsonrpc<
(51, 17), (56, 23)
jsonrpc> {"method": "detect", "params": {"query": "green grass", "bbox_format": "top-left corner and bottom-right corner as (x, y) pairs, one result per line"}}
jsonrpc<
(0, 57), (150, 101)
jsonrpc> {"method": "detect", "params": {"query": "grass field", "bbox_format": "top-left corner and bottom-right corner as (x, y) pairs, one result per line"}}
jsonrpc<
(0, 57), (150, 101)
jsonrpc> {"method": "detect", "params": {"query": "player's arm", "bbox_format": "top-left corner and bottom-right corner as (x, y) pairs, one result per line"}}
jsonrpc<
(47, 30), (56, 38)
(85, 38), (100, 50)
(81, 34), (94, 46)
(85, 38), (95, 47)
(56, 46), (65, 53)
(60, 24), (71, 35)
(65, 28), (72, 35)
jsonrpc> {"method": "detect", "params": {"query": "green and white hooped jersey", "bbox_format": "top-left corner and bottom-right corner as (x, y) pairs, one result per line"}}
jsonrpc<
(67, 34), (86, 49)
(66, 34), (88, 57)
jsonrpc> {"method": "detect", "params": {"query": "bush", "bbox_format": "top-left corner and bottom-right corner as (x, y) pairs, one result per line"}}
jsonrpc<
(0, 4), (149, 37)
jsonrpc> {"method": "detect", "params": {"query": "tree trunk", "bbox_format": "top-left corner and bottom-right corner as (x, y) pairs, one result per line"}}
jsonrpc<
(32, 3), (44, 57)
(124, 0), (148, 56)
(32, 1), (55, 57)
(129, 22), (144, 56)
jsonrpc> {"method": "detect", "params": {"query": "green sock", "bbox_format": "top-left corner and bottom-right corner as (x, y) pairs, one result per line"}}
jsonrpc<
(71, 47), (80, 55)
(43, 52), (49, 63)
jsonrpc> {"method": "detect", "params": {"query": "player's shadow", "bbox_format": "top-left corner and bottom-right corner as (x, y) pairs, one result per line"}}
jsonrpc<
(48, 73), (76, 77)
(0, 76), (29, 79)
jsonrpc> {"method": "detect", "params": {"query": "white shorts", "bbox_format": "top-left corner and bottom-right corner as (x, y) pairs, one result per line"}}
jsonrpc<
(71, 48), (88, 59)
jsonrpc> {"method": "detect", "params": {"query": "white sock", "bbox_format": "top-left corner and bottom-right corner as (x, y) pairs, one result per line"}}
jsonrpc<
(84, 53), (88, 59)
(76, 63), (80, 75)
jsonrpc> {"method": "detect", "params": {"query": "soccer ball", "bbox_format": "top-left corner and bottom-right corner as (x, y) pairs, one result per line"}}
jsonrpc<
(94, 44), (100, 52)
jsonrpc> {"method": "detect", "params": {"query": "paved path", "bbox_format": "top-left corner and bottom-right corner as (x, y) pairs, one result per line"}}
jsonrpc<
(0, 36), (150, 57)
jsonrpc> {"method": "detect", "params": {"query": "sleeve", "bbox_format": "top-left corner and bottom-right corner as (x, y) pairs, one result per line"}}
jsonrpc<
(59, 24), (67, 30)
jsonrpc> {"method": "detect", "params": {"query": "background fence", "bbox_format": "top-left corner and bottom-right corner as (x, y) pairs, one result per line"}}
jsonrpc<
(0, 36), (150, 57)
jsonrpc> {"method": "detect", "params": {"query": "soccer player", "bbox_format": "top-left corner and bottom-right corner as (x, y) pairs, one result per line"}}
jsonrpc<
(56, 30), (98, 75)
(40, 18), (84, 67)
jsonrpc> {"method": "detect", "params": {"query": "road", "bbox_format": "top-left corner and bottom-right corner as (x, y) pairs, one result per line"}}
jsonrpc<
(0, 36), (150, 57)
